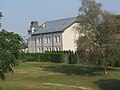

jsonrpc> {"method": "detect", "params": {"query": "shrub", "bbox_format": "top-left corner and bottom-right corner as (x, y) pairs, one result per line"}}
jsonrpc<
(20, 50), (78, 64)
(20, 53), (64, 63)
(68, 53), (77, 64)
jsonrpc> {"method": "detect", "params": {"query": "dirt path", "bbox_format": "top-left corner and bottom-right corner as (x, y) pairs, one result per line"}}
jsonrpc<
(6, 81), (93, 90)
(43, 83), (93, 90)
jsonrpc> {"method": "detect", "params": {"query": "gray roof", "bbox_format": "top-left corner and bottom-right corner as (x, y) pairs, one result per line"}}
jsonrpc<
(32, 17), (76, 35)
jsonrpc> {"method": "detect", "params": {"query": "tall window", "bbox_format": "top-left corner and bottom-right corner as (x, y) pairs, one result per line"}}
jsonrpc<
(54, 47), (57, 51)
(54, 36), (57, 43)
(45, 36), (51, 43)
(49, 47), (52, 51)
(54, 36), (60, 43)
(35, 38), (37, 44)
(45, 47), (47, 51)
(57, 36), (60, 42)
(48, 36), (51, 43)
(38, 47), (41, 52)
(54, 47), (61, 51)
(45, 37), (48, 43)
(38, 37), (42, 43)
(45, 47), (49, 51)
(58, 47), (61, 51)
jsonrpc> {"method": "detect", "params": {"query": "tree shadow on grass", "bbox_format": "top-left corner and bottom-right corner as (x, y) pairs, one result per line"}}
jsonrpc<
(94, 79), (120, 90)
(40, 64), (104, 77)
(0, 86), (2, 90)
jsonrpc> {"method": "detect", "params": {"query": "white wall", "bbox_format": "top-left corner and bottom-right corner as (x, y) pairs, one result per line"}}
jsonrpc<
(28, 32), (63, 53)
(62, 23), (78, 51)
(28, 23), (79, 53)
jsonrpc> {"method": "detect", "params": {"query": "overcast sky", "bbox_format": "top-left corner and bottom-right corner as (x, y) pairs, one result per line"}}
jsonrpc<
(0, 0), (120, 37)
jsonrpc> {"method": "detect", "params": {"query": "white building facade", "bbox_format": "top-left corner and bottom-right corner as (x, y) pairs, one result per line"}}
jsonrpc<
(28, 17), (78, 53)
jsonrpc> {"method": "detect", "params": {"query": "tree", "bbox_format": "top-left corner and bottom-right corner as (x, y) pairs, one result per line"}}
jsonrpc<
(0, 12), (3, 28)
(76, 0), (103, 64)
(21, 36), (28, 53)
(0, 13), (23, 80)
(96, 13), (120, 74)
(0, 12), (2, 18)
(76, 0), (120, 74)
(0, 30), (23, 80)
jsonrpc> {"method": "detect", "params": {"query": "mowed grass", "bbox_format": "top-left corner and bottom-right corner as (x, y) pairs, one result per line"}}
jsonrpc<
(0, 62), (120, 90)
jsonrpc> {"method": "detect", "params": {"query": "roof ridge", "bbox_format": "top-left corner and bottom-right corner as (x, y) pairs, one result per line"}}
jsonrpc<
(46, 17), (76, 23)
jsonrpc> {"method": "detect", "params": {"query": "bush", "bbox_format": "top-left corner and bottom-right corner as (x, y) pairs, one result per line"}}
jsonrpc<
(50, 53), (64, 63)
(68, 53), (77, 64)
(20, 53), (64, 63)
(114, 60), (120, 67)
(20, 50), (77, 64)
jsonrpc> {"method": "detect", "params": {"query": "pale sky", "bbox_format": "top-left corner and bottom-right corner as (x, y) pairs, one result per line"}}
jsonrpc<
(0, 0), (120, 37)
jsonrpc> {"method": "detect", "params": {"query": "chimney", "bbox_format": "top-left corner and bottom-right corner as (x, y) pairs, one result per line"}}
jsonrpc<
(30, 21), (38, 29)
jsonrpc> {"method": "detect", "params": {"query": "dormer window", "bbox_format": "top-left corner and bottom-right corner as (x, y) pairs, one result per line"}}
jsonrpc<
(42, 24), (46, 28)
(32, 27), (35, 33)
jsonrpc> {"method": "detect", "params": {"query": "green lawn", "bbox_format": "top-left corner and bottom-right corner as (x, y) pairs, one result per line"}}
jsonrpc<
(0, 62), (120, 90)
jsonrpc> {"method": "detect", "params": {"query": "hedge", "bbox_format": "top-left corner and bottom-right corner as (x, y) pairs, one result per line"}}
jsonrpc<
(20, 53), (64, 63)
(19, 52), (77, 64)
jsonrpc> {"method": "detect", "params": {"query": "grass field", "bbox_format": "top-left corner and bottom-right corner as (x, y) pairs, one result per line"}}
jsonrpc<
(0, 62), (120, 90)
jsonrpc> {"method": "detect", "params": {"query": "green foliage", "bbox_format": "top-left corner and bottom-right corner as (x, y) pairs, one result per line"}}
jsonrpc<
(0, 30), (23, 80)
(20, 53), (64, 63)
(20, 51), (77, 64)
(0, 12), (2, 28)
(0, 12), (2, 21)
(76, 0), (103, 65)
(76, 0), (120, 73)
(45, 50), (74, 54)
(95, 13), (120, 67)
(68, 53), (77, 64)
(115, 15), (120, 34)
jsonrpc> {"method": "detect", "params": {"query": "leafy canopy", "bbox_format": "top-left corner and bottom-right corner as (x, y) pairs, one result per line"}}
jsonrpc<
(76, 0), (120, 71)
(0, 29), (23, 80)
